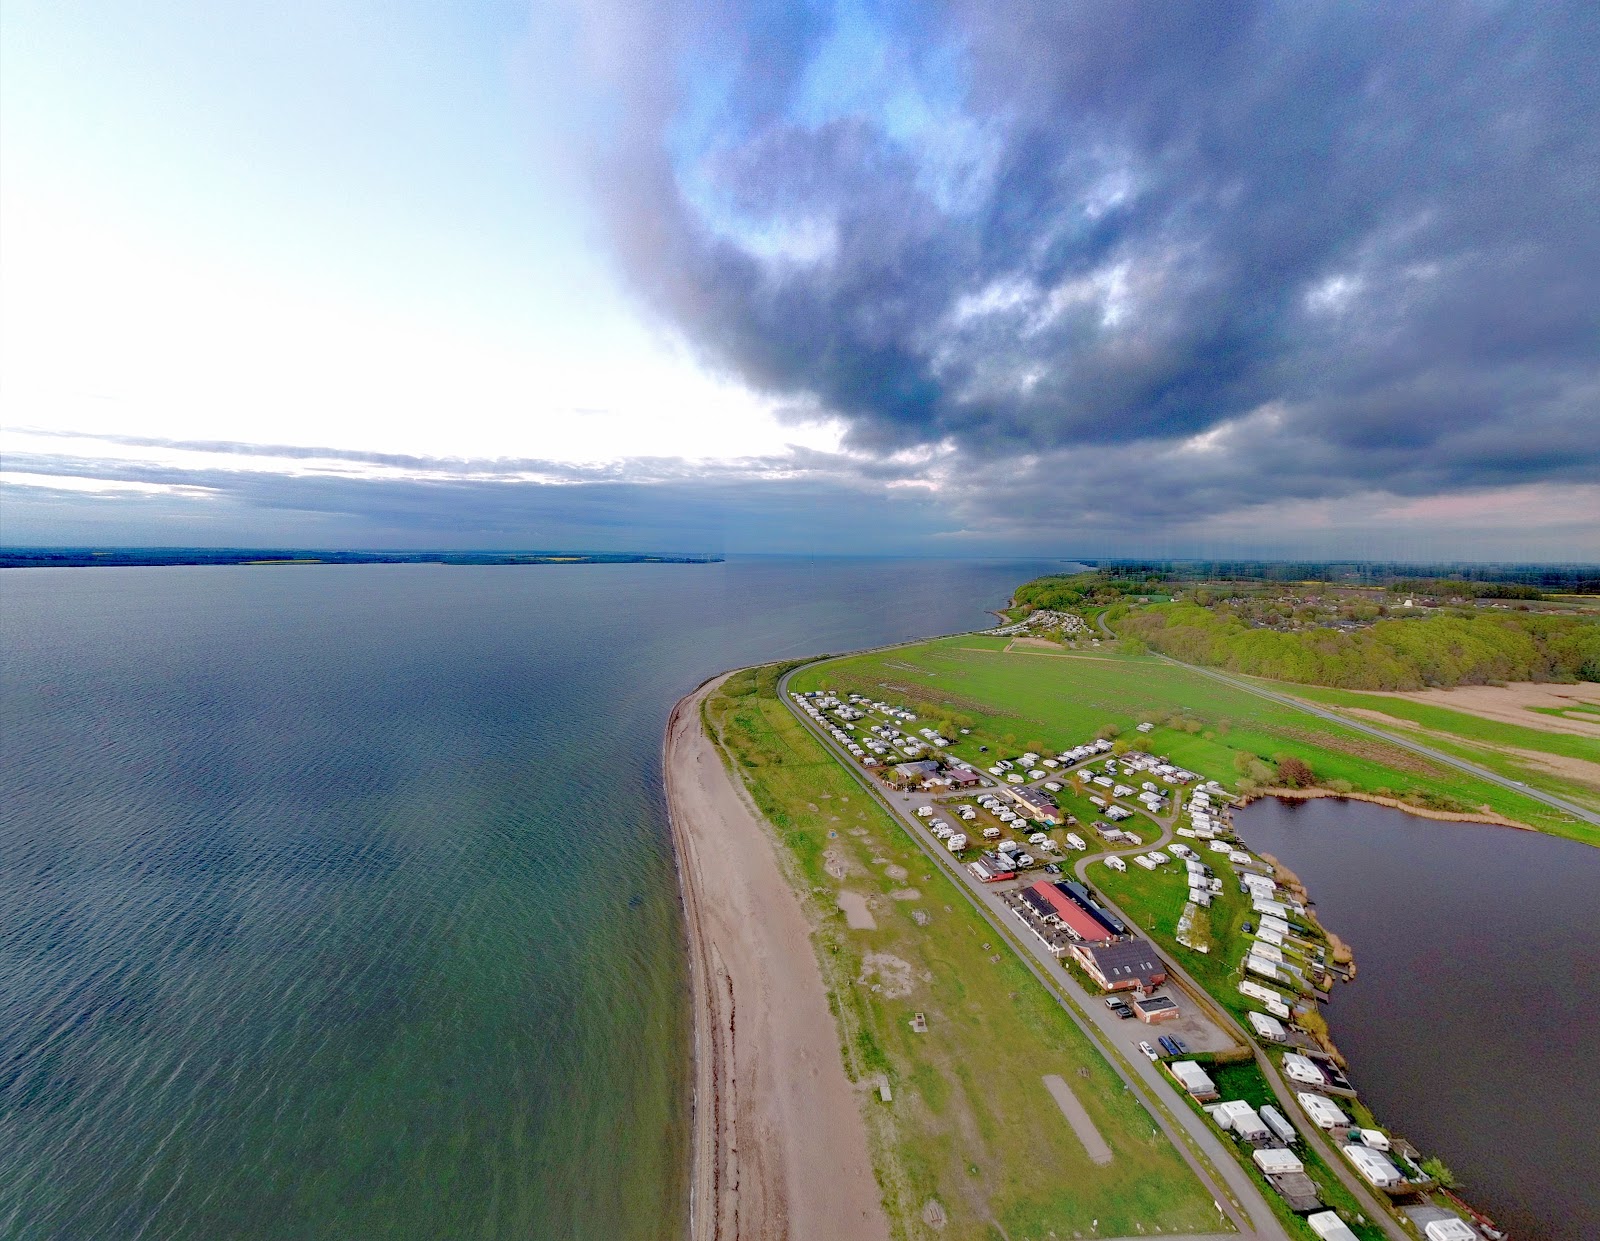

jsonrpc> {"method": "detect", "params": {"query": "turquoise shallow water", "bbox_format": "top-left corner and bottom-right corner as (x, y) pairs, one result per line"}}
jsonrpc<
(0, 557), (1058, 1240)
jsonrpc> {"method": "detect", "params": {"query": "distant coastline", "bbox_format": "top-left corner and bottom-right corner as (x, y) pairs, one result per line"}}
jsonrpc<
(0, 548), (723, 569)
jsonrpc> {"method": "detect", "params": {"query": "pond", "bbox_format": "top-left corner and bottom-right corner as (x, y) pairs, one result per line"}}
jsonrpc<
(1232, 796), (1599, 1241)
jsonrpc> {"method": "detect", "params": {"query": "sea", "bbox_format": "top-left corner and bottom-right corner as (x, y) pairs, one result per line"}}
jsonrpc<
(0, 557), (1065, 1241)
(1234, 796), (1600, 1241)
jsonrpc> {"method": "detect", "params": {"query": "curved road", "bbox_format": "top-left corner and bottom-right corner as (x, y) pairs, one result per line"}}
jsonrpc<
(1093, 613), (1599, 829)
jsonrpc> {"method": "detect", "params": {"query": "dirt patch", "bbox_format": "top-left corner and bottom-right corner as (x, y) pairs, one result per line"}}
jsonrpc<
(1275, 723), (1448, 777)
(881, 863), (910, 883)
(1042, 1074), (1113, 1165)
(889, 888), (922, 901)
(859, 952), (916, 999)
(822, 848), (854, 880)
(1339, 708), (1600, 791)
(921, 1199), (948, 1230)
(838, 891), (877, 930)
(1367, 682), (1600, 738)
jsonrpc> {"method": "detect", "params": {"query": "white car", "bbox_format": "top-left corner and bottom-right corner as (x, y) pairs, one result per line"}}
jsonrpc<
(1139, 1041), (1158, 1061)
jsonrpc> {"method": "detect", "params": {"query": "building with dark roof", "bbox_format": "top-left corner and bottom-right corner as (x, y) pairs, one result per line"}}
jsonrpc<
(1071, 938), (1168, 993)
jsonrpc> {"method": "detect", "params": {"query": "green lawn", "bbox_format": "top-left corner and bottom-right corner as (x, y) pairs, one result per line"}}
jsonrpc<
(789, 636), (1597, 846)
(704, 664), (1223, 1239)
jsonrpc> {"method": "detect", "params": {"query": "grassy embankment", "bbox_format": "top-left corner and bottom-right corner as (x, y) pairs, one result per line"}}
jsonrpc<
(789, 634), (1596, 846)
(702, 664), (1222, 1239)
(1257, 681), (1600, 815)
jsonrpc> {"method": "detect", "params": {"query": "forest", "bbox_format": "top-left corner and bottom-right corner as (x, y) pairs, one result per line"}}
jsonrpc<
(1118, 602), (1600, 690)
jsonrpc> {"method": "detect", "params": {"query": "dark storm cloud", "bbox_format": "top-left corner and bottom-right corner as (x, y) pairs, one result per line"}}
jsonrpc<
(566, 0), (1600, 515)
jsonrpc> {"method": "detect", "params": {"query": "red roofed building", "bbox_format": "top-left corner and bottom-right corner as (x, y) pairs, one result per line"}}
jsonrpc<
(1021, 880), (1114, 942)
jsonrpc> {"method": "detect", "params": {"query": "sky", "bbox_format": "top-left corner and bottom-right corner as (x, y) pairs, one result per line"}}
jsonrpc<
(2, 0), (1596, 559)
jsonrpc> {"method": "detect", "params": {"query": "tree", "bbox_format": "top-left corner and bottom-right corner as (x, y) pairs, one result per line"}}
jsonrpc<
(1276, 755), (1314, 788)
(1420, 1157), (1459, 1188)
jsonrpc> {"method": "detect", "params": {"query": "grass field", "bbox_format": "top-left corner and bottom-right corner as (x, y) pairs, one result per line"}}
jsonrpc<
(703, 664), (1222, 1239)
(1261, 681), (1600, 813)
(787, 636), (1597, 846)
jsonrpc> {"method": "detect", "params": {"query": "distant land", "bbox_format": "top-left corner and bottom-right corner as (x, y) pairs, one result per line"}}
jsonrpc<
(0, 548), (723, 569)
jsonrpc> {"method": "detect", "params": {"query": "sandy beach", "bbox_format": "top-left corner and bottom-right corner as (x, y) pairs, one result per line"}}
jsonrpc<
(665, 677), (890, 1241)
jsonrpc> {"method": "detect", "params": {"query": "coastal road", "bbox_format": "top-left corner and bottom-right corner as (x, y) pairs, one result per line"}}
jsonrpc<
(1092, 612), (1600, 829)
(776, 664), (1291, 1241)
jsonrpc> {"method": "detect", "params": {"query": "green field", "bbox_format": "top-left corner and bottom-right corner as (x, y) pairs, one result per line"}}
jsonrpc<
(1259, 681), (1600, 814)
(788, 636), (1597, 846)
(703, 664), (1223, 1239)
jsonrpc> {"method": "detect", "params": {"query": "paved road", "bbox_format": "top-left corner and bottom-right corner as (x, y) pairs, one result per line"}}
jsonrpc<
(775, 664), (1291, 1241)
(1092, 611), (1599, 828)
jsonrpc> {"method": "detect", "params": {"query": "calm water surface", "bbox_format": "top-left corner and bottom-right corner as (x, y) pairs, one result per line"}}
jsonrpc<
(0, 557), (1062, 1240)
(1234, 796), (1600, 1241)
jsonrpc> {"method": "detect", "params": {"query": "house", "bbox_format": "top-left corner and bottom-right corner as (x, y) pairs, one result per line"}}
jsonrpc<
(1253, 1148), (1304, 1176)
(1133, 994), (1179, 1023)
(968, 854), (1016, 883)
(1167, 1060), (1218, 1101)
(1071, 938), (1168, 993)
(1297, 1092), (1348, 1130)
(1005, 785), (1062, 824)
(1306, 1211), (1360, 1241)
(1342, 1144), (1404, 1190)
(1215, 1100), (1270, 1141)
(892, 759), (942, 782)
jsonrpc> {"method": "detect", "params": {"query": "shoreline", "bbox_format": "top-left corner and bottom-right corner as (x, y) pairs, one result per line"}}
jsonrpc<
(1235, 785), (1531, 830)
(664, 676), (890, 1241)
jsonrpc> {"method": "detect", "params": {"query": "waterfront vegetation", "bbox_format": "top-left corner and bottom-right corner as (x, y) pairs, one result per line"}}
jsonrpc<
(787, 635), (1594, 844)
(702, 663), (1222, 1238)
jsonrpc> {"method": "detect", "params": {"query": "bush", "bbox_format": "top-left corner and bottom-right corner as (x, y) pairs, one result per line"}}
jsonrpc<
(1275, 755), (1314, 788)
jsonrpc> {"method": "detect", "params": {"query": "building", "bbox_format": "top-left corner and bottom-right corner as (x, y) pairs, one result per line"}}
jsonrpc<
(1167, 1060), (1218, 1101)
(1423, 1220), (1478, 1241)
(892, 759), (942, 783)
(1343, 1144), (1404, 1190)
(1307, 1211), (1360, 1241)
(1005, 784), (1062, 824)
(1071, 938), (1168, 993)
(1215, 1100), (1270, 1141)
(1297, 1092), (1348, 1130)
(968, 854), (1016, 883)
(1133, 994), (1179, 1023)
(1253, 1148), (1304, 1176)
(1019, 881), (1114, 942)
(1249, 1011), (1288, 1042)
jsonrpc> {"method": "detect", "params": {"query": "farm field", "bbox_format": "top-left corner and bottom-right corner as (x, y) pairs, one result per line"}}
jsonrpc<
(788, 636), (1596, 845)
(701, 664), (1221, 1239)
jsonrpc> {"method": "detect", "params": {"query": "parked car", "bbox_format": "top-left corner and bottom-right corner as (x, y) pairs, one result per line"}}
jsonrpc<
(1170, 1036), (1190, 1055)
(1044, 862), (1062, 875)
(1111, 1004), (1134, 1019)
(1139, 1041), (1159, 1061)
(1242, 921), (1255, 934)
